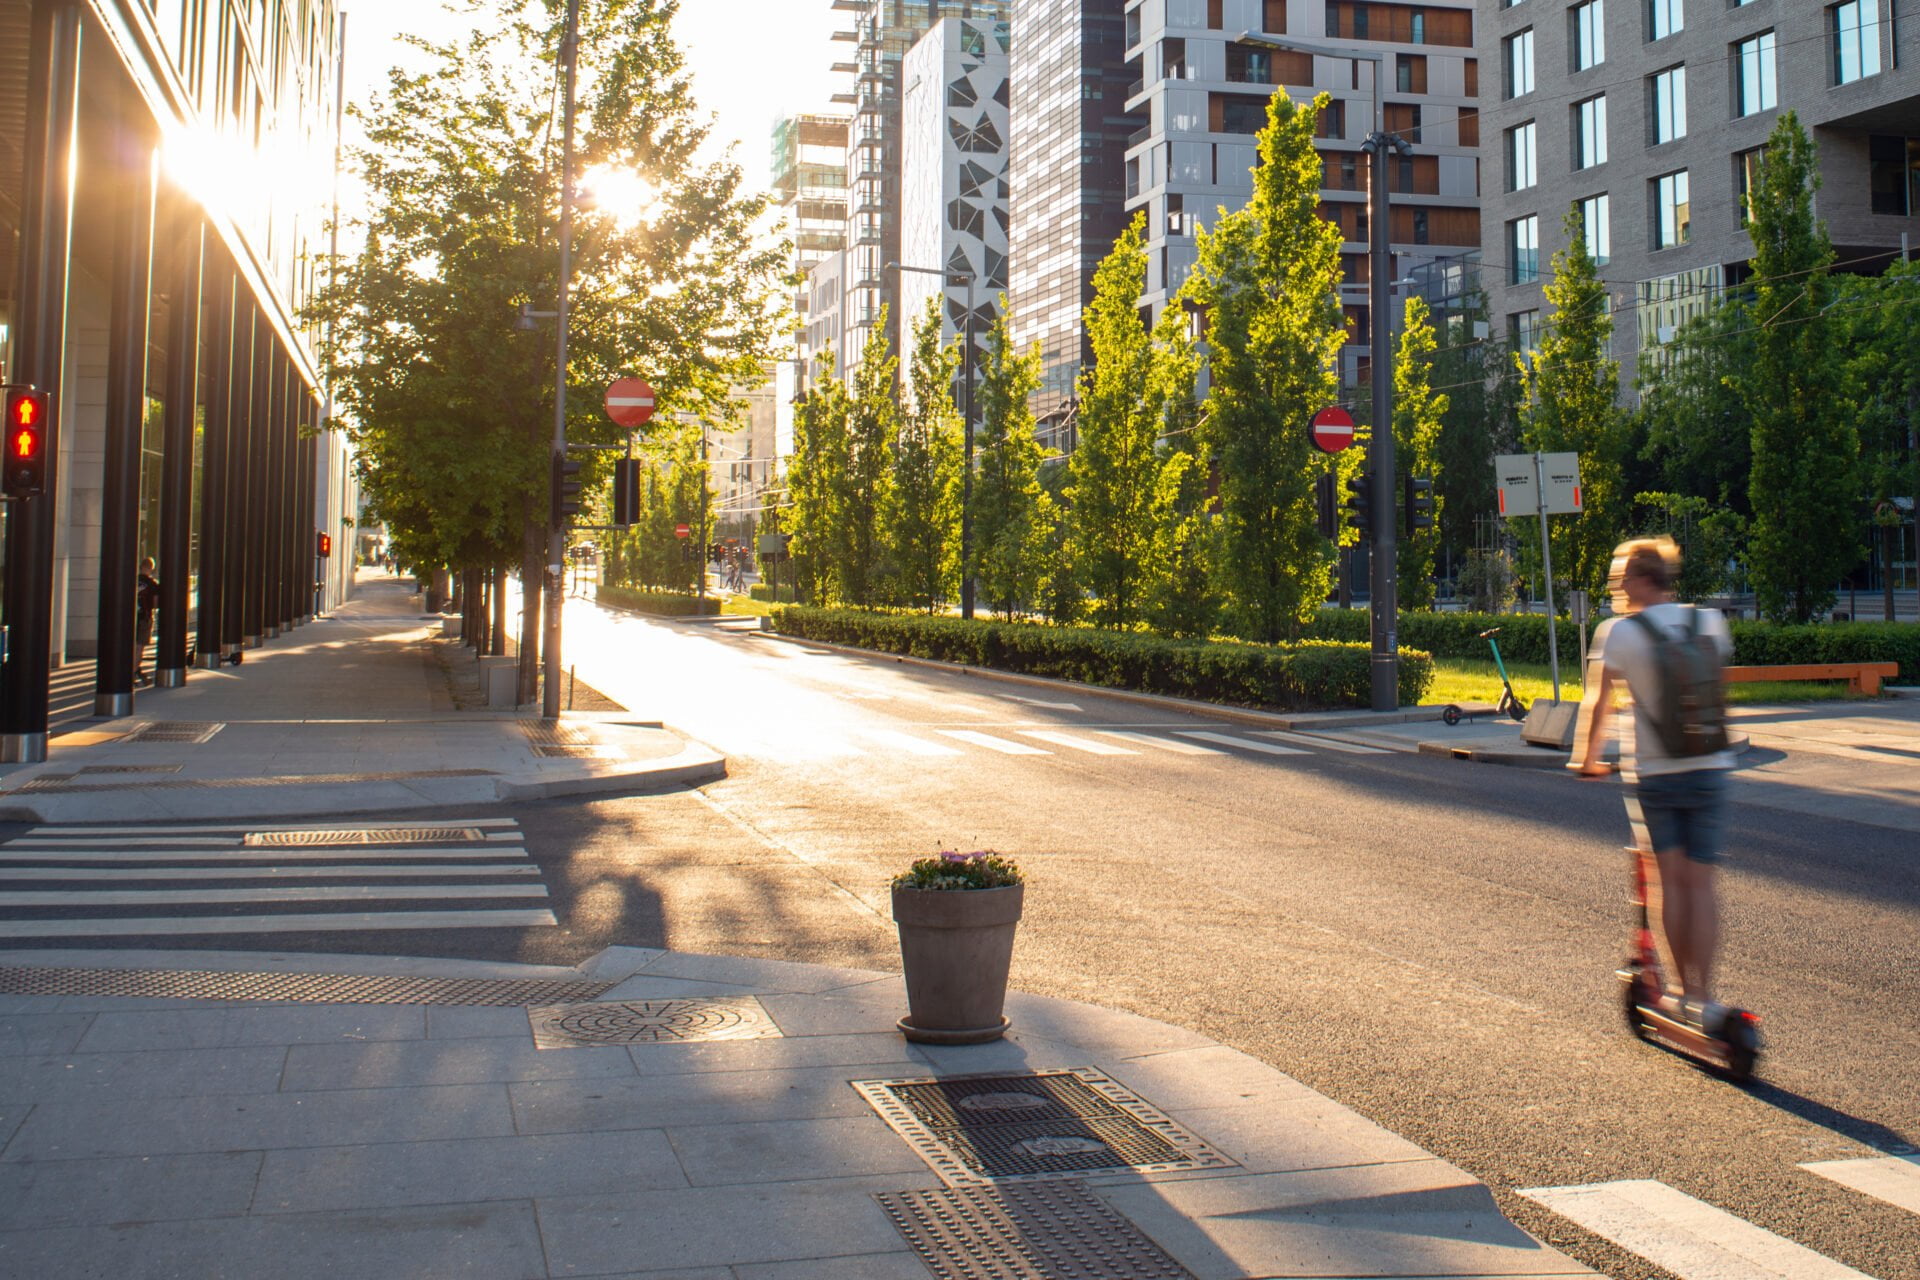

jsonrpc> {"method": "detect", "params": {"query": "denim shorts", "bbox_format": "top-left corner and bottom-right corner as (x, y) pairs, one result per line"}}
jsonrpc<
(1629, 768), (1729, 864)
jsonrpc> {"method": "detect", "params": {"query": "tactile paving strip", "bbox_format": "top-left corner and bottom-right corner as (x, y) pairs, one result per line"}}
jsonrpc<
(0, 964), (615, 1006)
(527, 997), (784, 1048)
(519, 721), (593, 746)
(875, 1181), (1196, 1279)
(119, 721), (225, 744)
(854, 1069), (1236, 1186)
(243, 826), (488, 846)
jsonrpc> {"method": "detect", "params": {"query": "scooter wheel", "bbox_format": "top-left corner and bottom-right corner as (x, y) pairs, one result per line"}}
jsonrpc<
(1442, 705), (1462, 726)
(1622, 974), (1650, 1040)
(1508, 697), (1530, 722)
(1717, 1012), (1760, 1085)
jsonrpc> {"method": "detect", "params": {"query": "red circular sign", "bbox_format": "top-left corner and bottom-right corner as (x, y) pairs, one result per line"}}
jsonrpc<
(674, 523), (690, 539)
(1309, 406), (1355, 454)
(605, 377), (656, 428)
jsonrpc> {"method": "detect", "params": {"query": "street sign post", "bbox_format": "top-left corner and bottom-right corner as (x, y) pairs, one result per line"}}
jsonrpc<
(1309, 406), (1355, 454)
(1495, 451), (1584, 700)
(604, 377), (655, 429)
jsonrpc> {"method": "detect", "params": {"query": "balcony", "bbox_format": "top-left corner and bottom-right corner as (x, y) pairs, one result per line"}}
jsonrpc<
(1129, 124), (1152, 148)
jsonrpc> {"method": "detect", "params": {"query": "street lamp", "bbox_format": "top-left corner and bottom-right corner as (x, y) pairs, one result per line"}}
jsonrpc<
(888, 260), (976, 619)
(1236, 31), (1412, 711)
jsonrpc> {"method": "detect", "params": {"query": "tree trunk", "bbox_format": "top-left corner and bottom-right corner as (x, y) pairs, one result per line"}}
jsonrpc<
(491, 566), (507, 656)
(519, 506), (542, 705)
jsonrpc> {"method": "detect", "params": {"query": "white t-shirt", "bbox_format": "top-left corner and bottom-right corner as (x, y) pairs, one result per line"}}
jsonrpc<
(1592, 602), (1735, 778)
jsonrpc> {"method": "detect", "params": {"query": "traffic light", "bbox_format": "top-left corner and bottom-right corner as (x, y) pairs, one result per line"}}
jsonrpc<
(1343, 470), (1372, 539)
(551, 454), (583, 526)
(611, 457), (639, 526)
(3, 385), (50, 498)
(317, 532), (332, 558)
(1404, 473), (1434, 534)
(1314, 472), (1338, 540)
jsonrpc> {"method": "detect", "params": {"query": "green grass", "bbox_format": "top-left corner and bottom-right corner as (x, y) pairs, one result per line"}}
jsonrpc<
(720, 595), (774, 618)
(1427, 657), (1866, 707)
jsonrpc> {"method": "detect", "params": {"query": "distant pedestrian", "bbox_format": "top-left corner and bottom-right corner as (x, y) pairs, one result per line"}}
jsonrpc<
(135, 557), (160, 685)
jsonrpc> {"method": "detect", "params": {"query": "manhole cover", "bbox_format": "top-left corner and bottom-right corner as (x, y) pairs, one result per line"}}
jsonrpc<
(244, 826), (487, 846)
(854, 1069), (1235, 1185)
(120, 721), (224, 744)
(527, 997), (783, 1048)
(876, 1181), (1195, 1279)
(0, 965), (614, 1006)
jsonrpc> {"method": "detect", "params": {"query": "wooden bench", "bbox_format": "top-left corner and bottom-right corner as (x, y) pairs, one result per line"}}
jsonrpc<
(1723, 662), (1900, 696)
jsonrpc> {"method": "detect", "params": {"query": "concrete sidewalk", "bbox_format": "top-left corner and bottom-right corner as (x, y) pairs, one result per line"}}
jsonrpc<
(0, 572), (723, 823)
(0, 945), (1593, 1279)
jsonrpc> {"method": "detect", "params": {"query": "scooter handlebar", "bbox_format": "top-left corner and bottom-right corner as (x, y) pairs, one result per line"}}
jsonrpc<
(1478, 627), (1502, 639)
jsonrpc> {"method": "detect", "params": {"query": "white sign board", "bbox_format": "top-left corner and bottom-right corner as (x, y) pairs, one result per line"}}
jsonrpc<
(1495, 452), (1583, 517)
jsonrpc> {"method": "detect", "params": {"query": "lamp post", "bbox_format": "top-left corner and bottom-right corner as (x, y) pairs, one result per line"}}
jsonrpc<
(1236, 32), (1411, 710)
(888, 260), (976, 619)
(540, 0), (582, 720)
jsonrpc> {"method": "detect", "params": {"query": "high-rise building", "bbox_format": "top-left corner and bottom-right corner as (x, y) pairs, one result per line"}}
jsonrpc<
(1123, 0), (1482, 390)
(1006, 0), (1142, 429)
(1476, 0), (1920, 381)
(772, 112), (851, 381)
(898, 16), (1011, 371)
(837, 0), (1010, 372)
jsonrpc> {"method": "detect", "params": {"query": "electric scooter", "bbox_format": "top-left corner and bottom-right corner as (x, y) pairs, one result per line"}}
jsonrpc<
(1482, 627), (1529, 722)
(1618, 844), (1762, 1083)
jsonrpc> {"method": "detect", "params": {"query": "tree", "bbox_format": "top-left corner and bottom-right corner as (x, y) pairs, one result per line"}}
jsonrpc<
(970, 306), (1049, 618)
(1430, 291), (1521, 582)
(1514, 204), (1629, 604)
(837, 311), (897, 607)
(786, 362), (849, 605)
(1832, 258), (1920, 617)
(1637, 296), (1755, 520)
(885, 301), (964, 612)
(1393, 295), (1448, 609)
(1179, 91), (1347, 642)
(1739, 111), (1859, 622)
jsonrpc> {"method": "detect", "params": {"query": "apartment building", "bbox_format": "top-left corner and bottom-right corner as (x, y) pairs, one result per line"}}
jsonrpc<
(1477, 0), (1920, 377)
(773, 113), (851, 378)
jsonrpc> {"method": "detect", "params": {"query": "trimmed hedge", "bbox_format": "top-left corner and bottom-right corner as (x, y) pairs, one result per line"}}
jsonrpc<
(1307, 608), (1919, 681)
(769, 607), (1434, 710)
(748, 583), (799, 604)
(597, 585), (721, 617)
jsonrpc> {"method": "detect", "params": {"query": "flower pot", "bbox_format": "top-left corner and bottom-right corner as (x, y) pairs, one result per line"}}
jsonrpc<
(891, 881), (1024, 1045)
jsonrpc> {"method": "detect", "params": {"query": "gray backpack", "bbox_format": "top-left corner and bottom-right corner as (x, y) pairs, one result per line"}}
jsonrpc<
(1630, 606), (1729, 757)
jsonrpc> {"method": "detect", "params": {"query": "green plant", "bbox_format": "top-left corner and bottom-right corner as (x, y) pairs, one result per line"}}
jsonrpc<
(596, 584), (720, 617)
(748, 582), (799, 603)
(894, 851), (1024, 891)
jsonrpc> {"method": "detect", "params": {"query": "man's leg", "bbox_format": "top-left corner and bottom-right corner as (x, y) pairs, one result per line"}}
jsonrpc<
(1654, 847), (1717, 1004)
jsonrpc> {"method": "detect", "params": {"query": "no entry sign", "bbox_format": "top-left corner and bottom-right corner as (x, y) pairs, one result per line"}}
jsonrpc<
(1309, 406), (1355, 454)
(605, 377), (656, 428)
(674, 523), (691, 539)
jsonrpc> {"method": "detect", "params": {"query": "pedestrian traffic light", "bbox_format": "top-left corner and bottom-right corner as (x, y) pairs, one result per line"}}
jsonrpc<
(1314, 471), (1338, 540)
(3, 385), (50, 498)
(611, 457), (639, 527)
(1404, 473), (1434, 533)
(1343, 470), (1372, 539)
(317, 532), (332, 558)
(551, 454), (583, 526)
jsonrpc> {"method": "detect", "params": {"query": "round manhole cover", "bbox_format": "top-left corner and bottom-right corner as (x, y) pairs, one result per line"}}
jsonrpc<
(530, 998), (782, 1047)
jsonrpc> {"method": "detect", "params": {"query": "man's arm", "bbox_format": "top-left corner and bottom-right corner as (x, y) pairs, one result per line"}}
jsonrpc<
(1570, 659), (1620, 777)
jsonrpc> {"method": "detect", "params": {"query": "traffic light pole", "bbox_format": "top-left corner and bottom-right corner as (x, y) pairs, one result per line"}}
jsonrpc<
(543, 0), (581, 721)
(1363, 127), (1409, 711)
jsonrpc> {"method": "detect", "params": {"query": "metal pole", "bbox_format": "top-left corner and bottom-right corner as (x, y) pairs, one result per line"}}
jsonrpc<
(543, 0), (581, 720)
(961, 272), (975, 619)
(155, 203), (202, 686)
(698, 431), (709, 609)
(1534, 450), (1562, 701)
(1365, 79), (1397, 711)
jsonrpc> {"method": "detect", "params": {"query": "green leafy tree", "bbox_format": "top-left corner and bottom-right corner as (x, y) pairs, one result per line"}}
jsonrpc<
(1179, 92), (1347, 641)
(1393, 295), (1447, 609)
(1514, 204), (1630, 603)
(1143, 308), (1213, 637)
(786, 362), (849, 605)
(1832, 258), (1920, 617)
(970, 306), (1049, 618)
(1637, 296), (1755, 520)
(838, 314), (897, 607)
(884, 301), (964, 612)
(1431, 292), (1521, 578)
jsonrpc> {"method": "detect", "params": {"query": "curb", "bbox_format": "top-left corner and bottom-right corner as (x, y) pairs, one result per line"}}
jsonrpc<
(494, 744), (727, 802)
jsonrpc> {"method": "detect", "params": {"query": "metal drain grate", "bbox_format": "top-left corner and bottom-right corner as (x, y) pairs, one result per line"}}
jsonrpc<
(530, 744), (620, 759)
(519, 721), (592, 747)
(876, 1181), (1195, 1279)
(244, 826), (487, 846)
(77, 764), (183, 775)
(855, 1069), (1235, 1186)
(120, 721), (225, 744)
(527, 997), (784, 1048)
(0, 965), (614, 1006)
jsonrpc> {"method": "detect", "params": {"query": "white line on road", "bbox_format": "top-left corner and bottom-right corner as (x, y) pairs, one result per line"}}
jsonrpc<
(861, 729), (964, 757)
(1176, 731), (1309, 756)
(0, 864), (541, 881)
(18, 819), (520, 836)
(935, 730), (1051, 755)
(1800, 1156), (1920, 1215)
(0, 909), (559, 937)
(1005, 695), (1082, 710)
(1017, 730), (1137, 756)
(0, 847), (531, 862)
(0, 884), (550, 906)
(1518, 1180), (1873, 1279)
(1251, 730), (1391, 755)
(1092, 731), (1223, 755)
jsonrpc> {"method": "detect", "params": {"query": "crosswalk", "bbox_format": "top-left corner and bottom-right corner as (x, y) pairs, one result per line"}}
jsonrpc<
(1520, 1155), (1920, 1278)
(0, 819), (556, 939)
(707, 723), (1390, 766)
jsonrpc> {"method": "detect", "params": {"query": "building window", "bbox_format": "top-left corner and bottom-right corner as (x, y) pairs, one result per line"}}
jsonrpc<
(1412, 9), (1426, 42)
(1509, 214), (1541, 283)
(1317, 98), (1347, 138)
(1654, 170), (1690, 248)
(1221, 98), (1267, 133)
(1735, 146), (1765, 224)
(1735, 31), (1777, 116)
(1649, 0), (1683, 39)
(1650, 66), (1686, 144)
(1507, 121), (1538, 191)
(1505, 29), (1535, 99)
(1578, 193), (1612, 264)
(1869, 135), (1920, 216)
(1510, 309), (1542, 359)
(1832, 1), (1881, 85)
(1571, 0), (1606, 70)
(1574, 95), (1609, 168)
(1413, 208), (1430, 244)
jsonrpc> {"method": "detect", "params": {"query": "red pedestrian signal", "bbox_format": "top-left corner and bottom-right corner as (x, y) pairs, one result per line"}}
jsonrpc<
(3, 386), (50, 497)
(317, 532), (333, 558)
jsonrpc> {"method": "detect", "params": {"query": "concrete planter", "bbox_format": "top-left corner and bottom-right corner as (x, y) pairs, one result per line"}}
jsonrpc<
(891, 882), (1023, 1045)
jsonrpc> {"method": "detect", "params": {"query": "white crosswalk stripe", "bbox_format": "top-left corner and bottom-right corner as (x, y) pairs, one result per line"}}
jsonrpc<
(1800, 1155), (1920, 1215)
(936, 730), (1051, 755)
(1176, 730), (1309, 756)
(0, 819), (557, 938)
(1018, 730), (1138, 756)
(1251, 729), (1391, 755)
(1518, 1179), (1874, 1279)
(1093, 730), (1223, 755)
(862, 729), (964, 757)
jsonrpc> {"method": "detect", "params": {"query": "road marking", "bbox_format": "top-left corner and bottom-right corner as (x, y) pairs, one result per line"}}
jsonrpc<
(862, 729), (964, 757)
(0, 864), (541, 881)
(1800, 1156), (1920, 1215)
(0, 884), (550, 906)
(1251, 730), (1391, 755)
(0, 846), (531, 862)
(18, 819), (521, 836)
(0, 909), (559, 938)
(935, 730), (1051, 755)
(1017, 730), (1137, 756)
(1176, 731), (1308, 756)
(1006, 695), (1081, 711)
(1093, 731), (1223, 755)
(1518, 1180), (1873, 1279)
